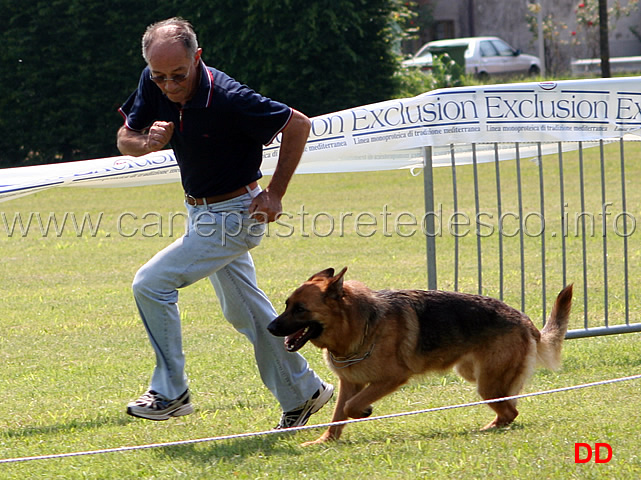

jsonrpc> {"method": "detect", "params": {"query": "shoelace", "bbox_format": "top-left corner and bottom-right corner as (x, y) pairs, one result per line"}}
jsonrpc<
(136, 391), (169, 409)
(278, 408), (307, 428)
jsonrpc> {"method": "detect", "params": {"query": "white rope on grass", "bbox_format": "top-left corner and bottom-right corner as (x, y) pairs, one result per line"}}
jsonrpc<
(1, 373), (640, 464)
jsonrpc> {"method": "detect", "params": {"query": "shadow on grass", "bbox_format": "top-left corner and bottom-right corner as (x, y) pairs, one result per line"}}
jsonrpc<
(2, 414), (134, 439)
(155, 432), (300, 463)
(151, 421), (526, 465)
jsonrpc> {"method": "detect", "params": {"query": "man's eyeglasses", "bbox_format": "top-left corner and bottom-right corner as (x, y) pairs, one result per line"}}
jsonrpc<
(150, 67), (191, 85)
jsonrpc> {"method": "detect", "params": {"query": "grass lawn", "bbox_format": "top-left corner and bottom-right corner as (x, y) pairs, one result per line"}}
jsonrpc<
(0, 156), (640, 478)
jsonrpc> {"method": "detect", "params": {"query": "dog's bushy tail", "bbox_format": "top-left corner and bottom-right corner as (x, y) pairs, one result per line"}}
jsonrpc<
(537, 284), (573, 370)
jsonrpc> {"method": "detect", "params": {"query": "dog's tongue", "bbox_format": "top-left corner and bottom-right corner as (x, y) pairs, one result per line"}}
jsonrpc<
(285, 327), (309, 352)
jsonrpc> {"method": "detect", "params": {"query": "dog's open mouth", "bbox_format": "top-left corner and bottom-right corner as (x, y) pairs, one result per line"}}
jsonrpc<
(284, 323), (322, 352)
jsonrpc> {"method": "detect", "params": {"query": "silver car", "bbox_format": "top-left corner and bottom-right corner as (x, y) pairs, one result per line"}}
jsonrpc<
(402, 36), (541, 79)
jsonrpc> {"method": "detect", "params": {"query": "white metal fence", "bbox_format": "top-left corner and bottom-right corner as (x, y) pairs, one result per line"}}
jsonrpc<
(422, 139), (641, 338)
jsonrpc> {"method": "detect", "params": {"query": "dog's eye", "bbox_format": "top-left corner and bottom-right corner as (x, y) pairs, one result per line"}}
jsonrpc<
(293, 304), (307, 315)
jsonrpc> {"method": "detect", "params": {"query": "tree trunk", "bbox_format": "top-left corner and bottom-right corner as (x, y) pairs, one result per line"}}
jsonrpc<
(599, 0), (611, 77)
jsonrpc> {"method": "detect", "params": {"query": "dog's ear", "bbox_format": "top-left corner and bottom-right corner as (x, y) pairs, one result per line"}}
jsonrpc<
(308, 268), (334, 281)
(325, 267), (347, 300)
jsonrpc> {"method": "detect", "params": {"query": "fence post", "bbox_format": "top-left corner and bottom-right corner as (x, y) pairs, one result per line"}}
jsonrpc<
(423, 146), (438, 290)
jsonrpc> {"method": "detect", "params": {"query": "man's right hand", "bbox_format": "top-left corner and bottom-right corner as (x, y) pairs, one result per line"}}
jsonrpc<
(145, 121), (175, 152)
(117, 121), (175, 157)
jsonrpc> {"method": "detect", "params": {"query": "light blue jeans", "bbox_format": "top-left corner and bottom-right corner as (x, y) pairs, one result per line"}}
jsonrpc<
(132, 187), (322, 411)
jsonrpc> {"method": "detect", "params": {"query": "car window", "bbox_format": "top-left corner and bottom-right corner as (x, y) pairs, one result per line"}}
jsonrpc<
(492, 39), (515, 57)
(414, 45), (429, 58)
(479, 41), (498, 57)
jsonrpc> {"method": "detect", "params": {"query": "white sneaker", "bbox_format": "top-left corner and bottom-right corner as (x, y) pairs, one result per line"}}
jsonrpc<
(275, 382), (334, 429)
(127, 389), (193, 421)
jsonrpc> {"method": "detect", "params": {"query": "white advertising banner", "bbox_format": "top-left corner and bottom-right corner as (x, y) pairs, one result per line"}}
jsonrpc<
(1, 77), (640, 203)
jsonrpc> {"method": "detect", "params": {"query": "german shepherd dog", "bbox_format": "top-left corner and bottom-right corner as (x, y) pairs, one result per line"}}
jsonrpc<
(267, 267), (573, 445)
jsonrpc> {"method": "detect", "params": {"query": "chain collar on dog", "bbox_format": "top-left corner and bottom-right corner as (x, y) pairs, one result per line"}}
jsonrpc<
(328, 319), (375, 369)
(328, 342), (375, 369)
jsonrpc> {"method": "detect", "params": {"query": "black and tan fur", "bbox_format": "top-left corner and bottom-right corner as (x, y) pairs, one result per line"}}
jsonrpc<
(267, 267), (573, 445)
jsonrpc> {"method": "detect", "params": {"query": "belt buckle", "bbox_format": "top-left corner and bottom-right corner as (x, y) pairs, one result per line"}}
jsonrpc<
(185, 193), (198, 205)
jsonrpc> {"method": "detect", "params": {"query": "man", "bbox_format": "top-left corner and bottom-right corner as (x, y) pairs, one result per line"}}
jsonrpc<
(117, 17), (332, 428)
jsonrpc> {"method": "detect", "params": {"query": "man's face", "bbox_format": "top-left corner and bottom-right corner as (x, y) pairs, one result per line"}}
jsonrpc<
(147, 40), (201, 105)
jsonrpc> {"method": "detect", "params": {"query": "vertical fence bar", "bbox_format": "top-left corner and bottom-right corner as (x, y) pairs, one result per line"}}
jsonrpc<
(558, 143), (568, 288)
(578, 142), (589, 329)
(537, 142), (547, 324)
(619, 139), (630, 325)
(515, 143), (526, 312)
(599, 140), (609, 327)
(450, 144), (460, 291)
(426, 137), (640, 339)
(423, 146), (438, 290)
(472, 144), (482, 294)
(493, 143), (504, 301)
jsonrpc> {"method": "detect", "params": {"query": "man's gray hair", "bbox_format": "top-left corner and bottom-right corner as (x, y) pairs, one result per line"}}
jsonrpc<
(142, 17), (199, 63)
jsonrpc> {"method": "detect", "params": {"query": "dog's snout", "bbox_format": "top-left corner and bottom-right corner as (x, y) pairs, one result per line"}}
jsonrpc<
(267, 319), (278, 334)
(267, 317), (288, 336)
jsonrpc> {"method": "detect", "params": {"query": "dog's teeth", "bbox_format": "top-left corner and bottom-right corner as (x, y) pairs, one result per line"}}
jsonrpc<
(284, 326), (312, 353)
(295, 327), (309, 341)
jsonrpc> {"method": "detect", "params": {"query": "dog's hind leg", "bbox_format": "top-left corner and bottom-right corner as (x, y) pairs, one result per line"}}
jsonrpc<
(477, 371), (519, 431)
(454, 355), (477, 383)
(475, 340), (536, 430)
(479, 398), (519, 430)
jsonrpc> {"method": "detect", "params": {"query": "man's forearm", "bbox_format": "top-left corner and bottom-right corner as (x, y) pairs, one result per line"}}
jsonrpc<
(117, 121), (175, 157)
(267, 109), (311, 199)
(117, 126), (151, 157)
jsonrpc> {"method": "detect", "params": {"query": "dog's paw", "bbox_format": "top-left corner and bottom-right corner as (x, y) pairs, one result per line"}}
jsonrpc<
(301, 438), (327, 447)
(480, 417), (515, 431)
(362, 405), (373, 418)
(301, 432), (335, 447)
(345, 404), (374, 419)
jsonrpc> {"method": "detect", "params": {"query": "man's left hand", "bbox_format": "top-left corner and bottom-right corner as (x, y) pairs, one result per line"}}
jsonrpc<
(249, 189), (282, 223)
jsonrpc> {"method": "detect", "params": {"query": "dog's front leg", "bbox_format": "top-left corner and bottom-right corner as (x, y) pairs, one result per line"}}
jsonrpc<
(343, 379), (405, 420)
(302, 379), (363, 446)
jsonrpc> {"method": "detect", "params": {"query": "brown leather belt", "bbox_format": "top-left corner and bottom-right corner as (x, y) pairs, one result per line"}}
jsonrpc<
(185, 181), (258, 206)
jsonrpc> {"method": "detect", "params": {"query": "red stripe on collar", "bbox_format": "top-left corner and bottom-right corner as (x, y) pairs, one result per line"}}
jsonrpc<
(205, 67), (215, 108)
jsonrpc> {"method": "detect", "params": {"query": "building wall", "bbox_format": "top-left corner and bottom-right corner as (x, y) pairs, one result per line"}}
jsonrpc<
(415, 0), (641, 69)
(605, 8), (641, 56)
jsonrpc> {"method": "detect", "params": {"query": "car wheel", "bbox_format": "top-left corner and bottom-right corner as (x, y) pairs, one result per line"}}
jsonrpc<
(477, 71), (489, 81)
(528, 65), (541, 76)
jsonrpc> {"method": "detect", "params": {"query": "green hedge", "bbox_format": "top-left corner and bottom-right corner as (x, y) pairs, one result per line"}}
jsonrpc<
(0, 0), (404, 166)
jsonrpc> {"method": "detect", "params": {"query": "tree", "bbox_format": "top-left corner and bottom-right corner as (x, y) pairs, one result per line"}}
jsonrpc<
(0, 0), (406, 167)
(195, 0), (404, 117)
(0, 0), (158, 166)
(526, 0), (639, 74)
(598, 0), (611, 77)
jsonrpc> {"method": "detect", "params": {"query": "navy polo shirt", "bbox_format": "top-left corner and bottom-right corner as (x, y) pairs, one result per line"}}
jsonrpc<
(119, 61), (292, 197)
